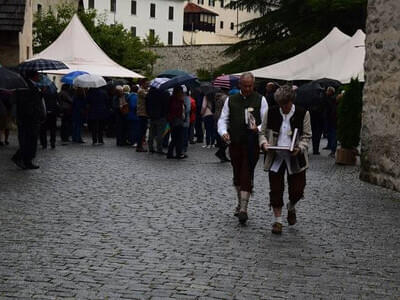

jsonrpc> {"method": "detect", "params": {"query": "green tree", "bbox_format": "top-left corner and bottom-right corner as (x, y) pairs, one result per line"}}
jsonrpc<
(217, 0), (367, 74)
(33, 4), (159, 76)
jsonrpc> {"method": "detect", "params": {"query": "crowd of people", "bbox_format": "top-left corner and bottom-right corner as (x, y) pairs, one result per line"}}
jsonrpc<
(1, 70), (342, 234)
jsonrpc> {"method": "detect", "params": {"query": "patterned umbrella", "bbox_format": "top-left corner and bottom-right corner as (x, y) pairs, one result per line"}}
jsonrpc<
(18, 58), (68, 73)
(0, 67), (27, 90)
(61, 71), (88, 85)
(213, 75), (239, 89)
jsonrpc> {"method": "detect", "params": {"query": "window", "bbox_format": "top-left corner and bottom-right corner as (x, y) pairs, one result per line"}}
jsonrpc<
(247, 6), (251, 12)
(26, 46), (30, 59)
(168, 32), (173, 45)
(150, 3), (156, 18)
(149, 29), (155, 39)
(220, 0), (224, 8)
(230, 22), (234, 30)
(131, 0), (136, 15)
(168, 6), (174, 20)
(88, 0), (94, 9)
(220, 21), (223, 29)
(197, 0), (204, 4)
(208, 0), (215, 6)
(110, 0), (116, 12)
(37, 4), (42, 13)
(131, 26), (136, 37)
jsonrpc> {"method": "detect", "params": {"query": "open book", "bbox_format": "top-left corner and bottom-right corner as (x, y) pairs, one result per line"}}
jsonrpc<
(267, 128), (298, 151)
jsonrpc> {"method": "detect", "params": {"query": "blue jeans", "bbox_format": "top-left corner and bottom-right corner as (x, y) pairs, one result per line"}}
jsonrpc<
(327, 127), (337, 153)
(203, 115), (215, 146)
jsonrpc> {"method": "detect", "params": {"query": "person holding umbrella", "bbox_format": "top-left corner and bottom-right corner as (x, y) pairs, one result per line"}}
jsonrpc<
(218, 72), (268, 224)
(167, 86), (187, 159)
(11, 71), (46, 169)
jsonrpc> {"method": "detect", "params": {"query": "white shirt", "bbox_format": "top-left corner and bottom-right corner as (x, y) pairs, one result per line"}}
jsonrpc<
(270, 105), (296, 174)
(217, 93), (268, 136)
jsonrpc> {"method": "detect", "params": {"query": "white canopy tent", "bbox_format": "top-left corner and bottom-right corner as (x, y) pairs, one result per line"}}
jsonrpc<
(32, 14), (143, 78)
(237, 27), (365, 83)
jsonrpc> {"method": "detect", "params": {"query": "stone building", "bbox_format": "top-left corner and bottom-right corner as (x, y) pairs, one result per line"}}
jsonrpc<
(360, 0), (400, 191)
(0, 0), (33, 66)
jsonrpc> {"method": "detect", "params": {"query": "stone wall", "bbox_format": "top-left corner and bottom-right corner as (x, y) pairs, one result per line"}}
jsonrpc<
(360, 0), (400, 191)
(150, 44), (237, 76)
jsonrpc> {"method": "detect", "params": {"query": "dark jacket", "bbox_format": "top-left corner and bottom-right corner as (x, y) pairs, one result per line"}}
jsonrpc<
(146, 87), (170, 120)
(16, 79), (44, 123)
(167, 94), (184, 127)
(87, 88), (109, 120)
(43, 89), (59, 115)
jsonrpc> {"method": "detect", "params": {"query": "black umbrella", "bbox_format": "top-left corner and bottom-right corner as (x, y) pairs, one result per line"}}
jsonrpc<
(18, 58), (68, 73)
(159, 74), (199, 90)
(294, 82), (325, 110)
(197, 82), (221, 95)
(313, 78), (342, 89)
(0, 67), (27, 90)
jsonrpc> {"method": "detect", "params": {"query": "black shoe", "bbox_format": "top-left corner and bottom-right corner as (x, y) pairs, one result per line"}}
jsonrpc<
(166, 155), (174, 159)
(11, 156), (25, 169)
(24, 163), (40, 169)
(51, 144), (55, 149)
(313, 152), (320, 155)
(176, 154), (188, 159)
(4, 141), (9, 145)
(322, 146), (330, 150)
(0, 141), (4, 146)
(238, 211), (248, 224)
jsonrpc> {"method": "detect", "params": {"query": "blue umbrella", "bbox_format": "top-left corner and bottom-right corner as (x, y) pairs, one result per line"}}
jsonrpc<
(36, 74), (57, 94)
(61, 71), (88, 85)
(159, 74), (199, 90)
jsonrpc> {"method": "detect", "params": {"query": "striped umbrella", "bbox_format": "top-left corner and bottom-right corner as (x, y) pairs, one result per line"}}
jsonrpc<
(213, 75), (239, 89)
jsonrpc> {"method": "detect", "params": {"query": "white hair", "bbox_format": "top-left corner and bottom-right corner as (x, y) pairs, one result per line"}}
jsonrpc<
(274, 85), (296, 105)
(240, 72), (255, 82)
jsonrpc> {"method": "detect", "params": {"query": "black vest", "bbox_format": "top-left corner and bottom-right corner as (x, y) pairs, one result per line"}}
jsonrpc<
(228, 92), (262, 144)
(266, 105), (306, 136)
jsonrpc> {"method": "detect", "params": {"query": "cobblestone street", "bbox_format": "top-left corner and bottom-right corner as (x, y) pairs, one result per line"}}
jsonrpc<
(0, 137), (399, 299)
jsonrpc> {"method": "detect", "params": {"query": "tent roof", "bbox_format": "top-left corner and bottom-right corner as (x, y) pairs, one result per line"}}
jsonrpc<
(31, 14), (143, 78)
(237, 27), (365, 83)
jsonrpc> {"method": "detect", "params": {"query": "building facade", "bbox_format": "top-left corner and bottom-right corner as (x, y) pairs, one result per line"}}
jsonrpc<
(0, 0), (33, 66)
(32, 0), (81, 15)
(81, 0), (185, 45)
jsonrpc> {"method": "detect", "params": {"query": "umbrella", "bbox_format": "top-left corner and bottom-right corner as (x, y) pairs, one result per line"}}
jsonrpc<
(36, 74), (57, 94)
(73, 74), (107, 88)
(157, 69), (190, 79)
(295, 82), (325, 110)
(18, 58), (68, 73)
(158, 74), (199, 90)
(61, 71), (88, 85)
(313, 78), (342, 90)
(213, 75), (239, 89)
(0, 67), (27, 90)
(149, 77), (170, 89)
(197, 82), (220, 95)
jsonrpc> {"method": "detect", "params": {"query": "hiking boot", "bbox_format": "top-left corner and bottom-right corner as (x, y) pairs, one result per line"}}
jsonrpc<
(287, 203), (296, 225)
(271, 222), (283, 234)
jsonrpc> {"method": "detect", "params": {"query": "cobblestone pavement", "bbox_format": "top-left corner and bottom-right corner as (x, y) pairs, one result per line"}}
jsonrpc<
(0, 136), (399, 300)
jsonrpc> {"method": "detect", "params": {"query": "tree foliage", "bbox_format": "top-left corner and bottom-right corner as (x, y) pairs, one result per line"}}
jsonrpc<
(33, 4), (160, 76)
(337, 78), (363, 149)
(217, 0), (367, 74)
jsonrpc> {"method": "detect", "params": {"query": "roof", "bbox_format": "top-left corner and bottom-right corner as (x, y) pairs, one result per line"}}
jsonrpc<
(184, 3), (218, 16)
(236, 27), (365, 84)
(0, 0), (26, 32)
(31, 14), (143, 78)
